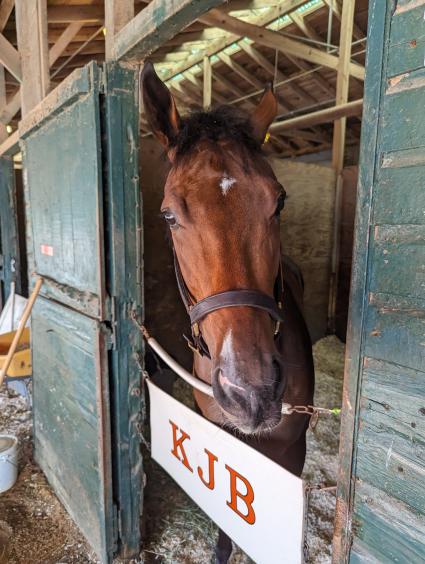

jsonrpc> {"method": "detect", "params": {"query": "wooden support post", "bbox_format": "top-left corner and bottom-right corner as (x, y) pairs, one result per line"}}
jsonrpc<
(15, 0), (50, 116)
(328, 0), (356, 332)
(105, 0), (134, 61)
(203, 56), (212, 109)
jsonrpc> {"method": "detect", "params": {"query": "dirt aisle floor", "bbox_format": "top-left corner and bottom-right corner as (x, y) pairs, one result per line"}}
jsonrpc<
(0, 336), (344, 563)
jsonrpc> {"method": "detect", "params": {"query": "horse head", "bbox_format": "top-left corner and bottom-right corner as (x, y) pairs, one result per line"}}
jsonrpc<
(141, 62), (287, 434)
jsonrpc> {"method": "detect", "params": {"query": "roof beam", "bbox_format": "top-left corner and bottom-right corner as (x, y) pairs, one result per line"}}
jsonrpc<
(289, 12), (323, 43)
(113, 0), (226, 62)
(1, 22), (85, 125)
(217, 51), (264, 90)
(201, 9), (365, 81)
(47, 5), (104, 24)
(0, 33), (22, 82)
(270, 98), (363, 133)
(49, 22), (83, 66)
(238, 41), (317, 105)
(0, 0), (14, 32)
(162, 0), (309, 81)
(322, 0), (365, 42)
(0, 88), (20, 124)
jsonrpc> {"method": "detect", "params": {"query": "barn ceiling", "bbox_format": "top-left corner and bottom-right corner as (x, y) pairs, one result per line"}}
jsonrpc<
(1, 0), (368, 157)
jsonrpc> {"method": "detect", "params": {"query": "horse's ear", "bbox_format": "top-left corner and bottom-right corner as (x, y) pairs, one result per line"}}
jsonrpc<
(140, 61), (181, 149)
(250, 83), (278, 144)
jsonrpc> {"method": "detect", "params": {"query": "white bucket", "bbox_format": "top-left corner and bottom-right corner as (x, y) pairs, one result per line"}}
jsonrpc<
(0, 435), (18, 493)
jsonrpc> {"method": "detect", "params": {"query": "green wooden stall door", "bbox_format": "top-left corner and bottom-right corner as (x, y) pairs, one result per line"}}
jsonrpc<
(336, 1), (425, 561)
(0, 157), (20, 309)
(21, 62), (143, 563)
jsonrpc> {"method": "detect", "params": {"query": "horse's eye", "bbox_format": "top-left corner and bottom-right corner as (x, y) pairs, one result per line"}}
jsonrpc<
(161, 209), (177, 228)
(274, 192), (286, 216)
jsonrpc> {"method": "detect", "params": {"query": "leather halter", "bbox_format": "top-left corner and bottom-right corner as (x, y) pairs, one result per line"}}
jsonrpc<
(173, 249), (284, 359)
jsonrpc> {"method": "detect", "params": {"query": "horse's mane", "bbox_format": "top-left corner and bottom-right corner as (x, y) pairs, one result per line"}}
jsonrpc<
(170, 105), (262, 159)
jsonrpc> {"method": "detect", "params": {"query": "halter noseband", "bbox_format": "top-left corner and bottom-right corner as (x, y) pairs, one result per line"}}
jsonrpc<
(173, 249), (284, 359)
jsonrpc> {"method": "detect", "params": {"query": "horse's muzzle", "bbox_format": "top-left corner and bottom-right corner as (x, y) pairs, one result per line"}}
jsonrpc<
(211, 355), (286, 434)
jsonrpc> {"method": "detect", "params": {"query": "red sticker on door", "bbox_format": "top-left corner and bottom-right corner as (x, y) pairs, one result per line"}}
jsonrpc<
(40, 244), (54, 256)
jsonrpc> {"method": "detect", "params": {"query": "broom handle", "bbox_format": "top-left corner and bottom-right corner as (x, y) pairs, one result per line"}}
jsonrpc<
(0, 276), (43, 388)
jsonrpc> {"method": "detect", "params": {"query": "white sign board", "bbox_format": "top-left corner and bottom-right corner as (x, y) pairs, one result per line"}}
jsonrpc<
(147, 380), (306, 564)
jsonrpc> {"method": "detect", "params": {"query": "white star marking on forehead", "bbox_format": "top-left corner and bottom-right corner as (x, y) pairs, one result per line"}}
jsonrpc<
(219, 174), (236, 196)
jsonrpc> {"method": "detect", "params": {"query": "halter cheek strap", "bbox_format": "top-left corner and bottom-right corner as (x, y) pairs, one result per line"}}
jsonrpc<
(173, 249), (284, 359)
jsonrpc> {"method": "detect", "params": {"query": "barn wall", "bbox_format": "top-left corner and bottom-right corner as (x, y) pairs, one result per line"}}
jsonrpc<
(269, 158), (336, 342)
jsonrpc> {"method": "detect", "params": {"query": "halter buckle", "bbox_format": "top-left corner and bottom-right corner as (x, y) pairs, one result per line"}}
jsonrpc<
(192, 322), (200, 337)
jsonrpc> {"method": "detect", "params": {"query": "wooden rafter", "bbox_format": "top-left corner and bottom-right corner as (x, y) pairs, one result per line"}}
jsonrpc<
(289, 12), (323, 43)
(49, 22), (84, 66)
(0, 0), (14, 32)
(322, 0), (365, 42)
(270, 98), (363, 132)
(0, 88), (19, 124)
(47, 5), (104, 24)
(161, 0), (309, 81)
(217, 51), (264, 91)
(0, 33), (22, 82)
(200, 9), (365, 81)
(239, 41), (317, 105)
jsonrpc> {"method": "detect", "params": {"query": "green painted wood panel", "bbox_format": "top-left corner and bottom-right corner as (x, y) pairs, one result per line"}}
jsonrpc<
(374, 165), (425, 225)
(32, 297), (115, 562)
(22, 62), (123, 563)
(336, 1), (425, 561)
(381, 86), (425, 152)
(370, 225), (425, 299)
(21, 63), (106, 319)
(102, 62), (144, 559)
(352, 482), (425, 563)
(0, 157), (20, 307)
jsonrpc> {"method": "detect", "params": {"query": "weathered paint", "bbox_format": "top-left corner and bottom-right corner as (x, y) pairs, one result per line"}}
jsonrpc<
(102, 62), (143, 559)
(113, 0), (226, 61)
(31, 296), (115, 562)
(333, 1), (425, 561)
(21, 61), (143, 562)
(0, 157), (20, 306)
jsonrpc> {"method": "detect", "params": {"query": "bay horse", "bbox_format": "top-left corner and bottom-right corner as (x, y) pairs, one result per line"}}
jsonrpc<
(141, 61), (314, 563)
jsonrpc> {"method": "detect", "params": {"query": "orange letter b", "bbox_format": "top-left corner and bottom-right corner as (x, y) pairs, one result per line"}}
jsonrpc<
(225, 464), (256, 524)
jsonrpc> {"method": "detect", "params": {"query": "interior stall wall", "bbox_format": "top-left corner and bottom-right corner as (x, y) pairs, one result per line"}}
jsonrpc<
(141, 138), (193, 371)
(269, 158), (336, 342)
